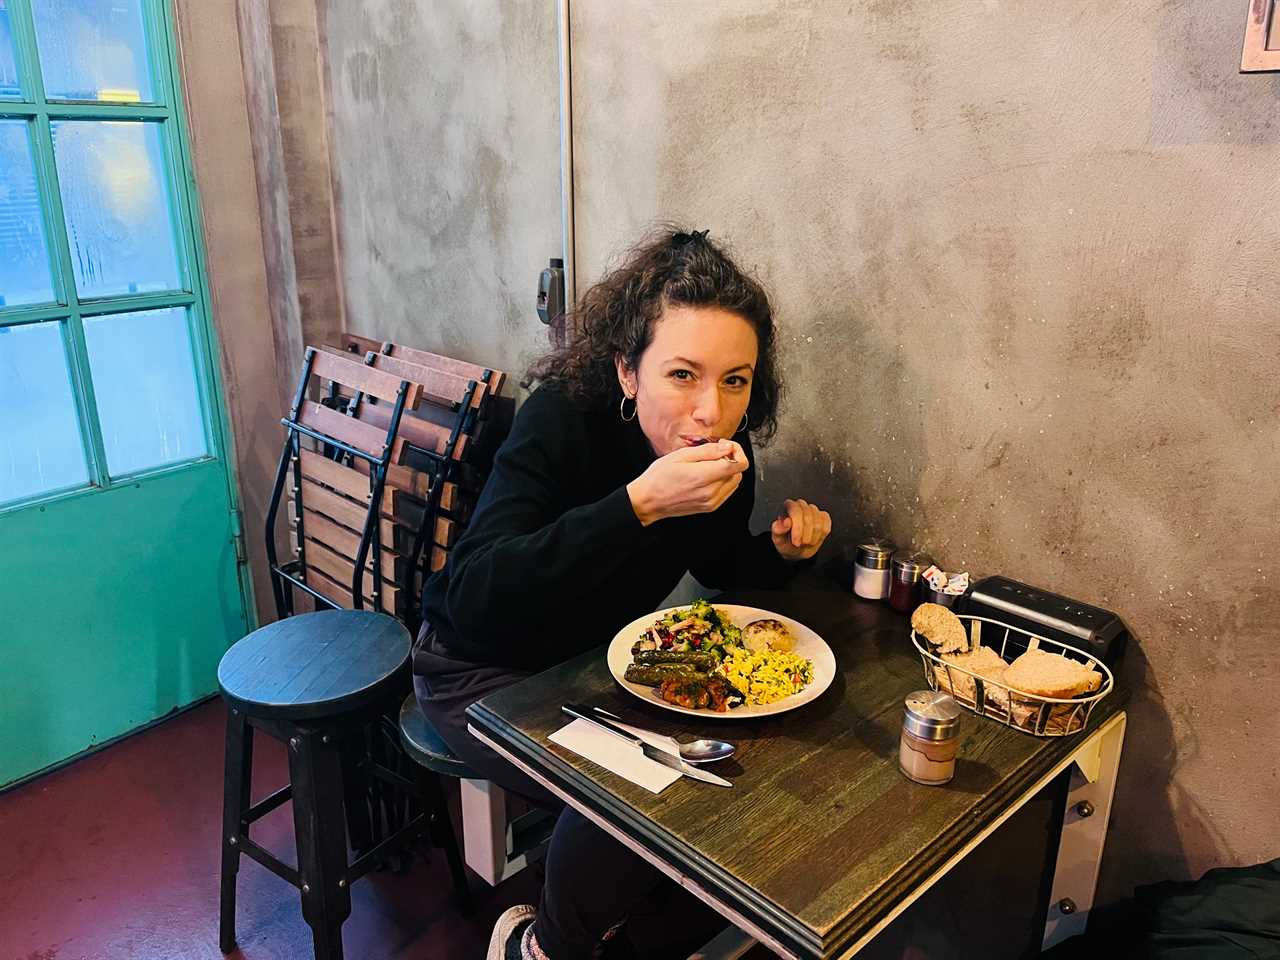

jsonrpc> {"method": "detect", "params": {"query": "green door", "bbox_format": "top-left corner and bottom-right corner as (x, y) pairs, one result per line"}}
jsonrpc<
(0, 0), (251, 787)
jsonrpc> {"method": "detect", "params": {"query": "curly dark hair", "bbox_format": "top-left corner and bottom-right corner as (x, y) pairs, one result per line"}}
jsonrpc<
(526, 225), (782, 443)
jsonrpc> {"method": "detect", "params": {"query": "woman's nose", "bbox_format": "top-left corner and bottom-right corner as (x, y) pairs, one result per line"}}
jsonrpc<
(692, 385), (722, 426)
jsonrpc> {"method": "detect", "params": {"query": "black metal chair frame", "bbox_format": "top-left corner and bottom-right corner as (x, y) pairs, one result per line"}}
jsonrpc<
(334, 343), (492, 635)
(265, 346), (414, 618)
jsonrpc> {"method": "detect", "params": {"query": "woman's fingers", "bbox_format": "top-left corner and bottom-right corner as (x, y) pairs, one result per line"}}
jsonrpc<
(775, 499), (833, 555)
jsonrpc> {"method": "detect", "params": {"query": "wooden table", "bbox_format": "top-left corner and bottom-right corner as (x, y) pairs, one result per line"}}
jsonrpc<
(466, 576), (1127, 959)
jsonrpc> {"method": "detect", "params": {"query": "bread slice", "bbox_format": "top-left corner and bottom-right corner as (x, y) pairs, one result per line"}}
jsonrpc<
(934, 645), (1008, 703)
(911, 603), (968, 654)
(1002, 648), (1102, 699)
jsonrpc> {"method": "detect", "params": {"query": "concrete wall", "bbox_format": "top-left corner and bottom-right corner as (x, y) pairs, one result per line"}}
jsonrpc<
(571, 0), (1280, 904)
(320, 0), (564, 382)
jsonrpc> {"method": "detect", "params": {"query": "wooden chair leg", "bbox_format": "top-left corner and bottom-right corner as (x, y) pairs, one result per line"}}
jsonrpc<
(219, 709), (253, 953)
(289, 727), (352, 960)
(417, 767), (472, 914)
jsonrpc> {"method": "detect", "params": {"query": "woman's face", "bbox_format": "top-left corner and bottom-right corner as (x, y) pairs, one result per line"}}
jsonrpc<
(617, 303), (759, 457)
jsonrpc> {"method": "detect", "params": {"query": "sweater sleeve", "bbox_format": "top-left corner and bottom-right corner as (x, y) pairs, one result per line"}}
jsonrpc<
(436, 389), (658, 656)
(687, 441), (796, 591)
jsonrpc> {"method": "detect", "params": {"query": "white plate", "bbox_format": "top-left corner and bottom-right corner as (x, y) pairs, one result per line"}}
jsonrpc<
(606, 604), (836, 719)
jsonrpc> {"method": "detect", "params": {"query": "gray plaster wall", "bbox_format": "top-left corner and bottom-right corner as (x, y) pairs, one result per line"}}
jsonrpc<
(320, 0), (563, 384)
(572, 0), (1280, 903)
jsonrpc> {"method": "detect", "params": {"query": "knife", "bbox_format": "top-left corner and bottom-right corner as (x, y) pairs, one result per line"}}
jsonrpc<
(561, 704), (732, 787)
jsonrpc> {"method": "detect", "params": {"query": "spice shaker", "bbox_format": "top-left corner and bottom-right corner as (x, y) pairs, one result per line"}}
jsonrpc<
(899, 690), (962, 785)
(889, 551), (933, 613)
(853, 538), (895, 600)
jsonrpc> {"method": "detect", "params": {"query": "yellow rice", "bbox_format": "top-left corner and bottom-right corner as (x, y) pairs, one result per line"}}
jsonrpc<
(719, 648), (814, 705)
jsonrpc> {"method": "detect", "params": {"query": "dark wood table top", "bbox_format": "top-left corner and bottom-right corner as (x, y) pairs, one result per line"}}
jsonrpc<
(218, 610), (411, 721)
(466, 573), (1125, 960)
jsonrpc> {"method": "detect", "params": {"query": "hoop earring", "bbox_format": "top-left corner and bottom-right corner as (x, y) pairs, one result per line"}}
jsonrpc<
(620, 395), (637, 422)
(736, 412), (749, 434)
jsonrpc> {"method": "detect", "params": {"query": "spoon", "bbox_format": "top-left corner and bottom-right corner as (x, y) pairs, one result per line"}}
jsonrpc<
(592, 706), (736, 764)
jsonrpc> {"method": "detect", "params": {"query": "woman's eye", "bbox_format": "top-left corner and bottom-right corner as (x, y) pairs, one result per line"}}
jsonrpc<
(725, 376), (750, 388)
(670, 369), (694, 381)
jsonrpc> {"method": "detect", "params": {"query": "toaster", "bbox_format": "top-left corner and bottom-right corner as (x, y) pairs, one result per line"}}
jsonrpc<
(957, 576), (1128, 668)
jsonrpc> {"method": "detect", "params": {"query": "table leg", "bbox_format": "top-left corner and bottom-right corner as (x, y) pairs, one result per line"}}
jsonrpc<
(460, 777), (551, 886)
(1042, 713), (1127, 950)
(688, 925), (758, 960)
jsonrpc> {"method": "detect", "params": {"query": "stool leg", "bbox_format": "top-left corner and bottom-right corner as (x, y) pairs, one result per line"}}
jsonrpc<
(416, 767), (472, 915)
(219, 708), (254, 953)
(340, 729), (374, 858)
(289, 728), (352, 960)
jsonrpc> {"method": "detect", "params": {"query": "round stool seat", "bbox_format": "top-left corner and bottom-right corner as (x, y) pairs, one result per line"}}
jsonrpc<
(398, 693), (477, 779)
(218, 610), (411, 721)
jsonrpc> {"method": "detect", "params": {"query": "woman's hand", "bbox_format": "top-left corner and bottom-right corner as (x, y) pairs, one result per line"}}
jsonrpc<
(771, 498), (832, 561)
(627, 439), (749, 526)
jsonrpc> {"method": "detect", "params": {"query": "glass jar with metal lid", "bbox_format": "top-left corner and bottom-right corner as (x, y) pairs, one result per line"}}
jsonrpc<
(889, 550), (933, 613)
(899, 690), (962, 785)
(853, 538), (895, 600)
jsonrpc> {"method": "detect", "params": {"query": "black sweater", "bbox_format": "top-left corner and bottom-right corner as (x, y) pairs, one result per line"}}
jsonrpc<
(419, 384), (795, 672)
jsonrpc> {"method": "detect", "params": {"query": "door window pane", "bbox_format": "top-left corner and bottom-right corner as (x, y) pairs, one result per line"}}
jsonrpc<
(0, 1), (20, 99)
(83, 307), (206, 476)
(0, 121), (55, 307)
(52, 120), (180, 299)
(32, 0), (154, 102)
(0, 321), (89, 505)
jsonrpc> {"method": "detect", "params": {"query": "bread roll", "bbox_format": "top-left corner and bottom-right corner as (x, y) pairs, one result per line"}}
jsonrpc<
(911, 603), (968, 654)
(934, 645), (1008, 703)
(743, 618), (795, 653)
(1002, 648), (1102, 699)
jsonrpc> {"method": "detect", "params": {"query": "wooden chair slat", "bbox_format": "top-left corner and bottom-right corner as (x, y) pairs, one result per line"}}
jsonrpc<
(364, 352), (488, 410)
(340, 333), (383, 357)
(293, 512), (405, 575)
(298, 448), (420, 524)
(349, 455), (450, 502)
(290, 500), (413, 556)
(356, 400), (467, 460)
(298, 401), (405, 463)
(344, 335), (507, 395)
(298, 449), (372, 503)
(310, 348), (422, 407)
(305, 565), (404, 617)
(305, 539), (400, 608)
(298, 477), (369, 532)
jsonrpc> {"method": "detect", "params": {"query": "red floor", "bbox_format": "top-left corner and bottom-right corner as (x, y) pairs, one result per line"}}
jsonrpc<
(0, 698), (540, 960)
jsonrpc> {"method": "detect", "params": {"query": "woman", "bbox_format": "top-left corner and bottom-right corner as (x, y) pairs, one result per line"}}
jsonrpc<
(413, 228), (832, 959)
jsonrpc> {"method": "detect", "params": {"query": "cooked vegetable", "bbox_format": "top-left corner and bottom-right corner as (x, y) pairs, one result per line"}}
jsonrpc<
(657, 675), (745, 712)
(623, 664), (709, 687)
(633, 650), (717, 669)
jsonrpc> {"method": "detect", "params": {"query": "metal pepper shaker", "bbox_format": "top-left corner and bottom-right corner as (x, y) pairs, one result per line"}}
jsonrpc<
(889, 551), (933, 613)
(899, 691), (962, 785)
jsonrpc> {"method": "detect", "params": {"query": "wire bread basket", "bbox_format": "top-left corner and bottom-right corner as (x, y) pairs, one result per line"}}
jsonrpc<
(910, 615), (1114, 737)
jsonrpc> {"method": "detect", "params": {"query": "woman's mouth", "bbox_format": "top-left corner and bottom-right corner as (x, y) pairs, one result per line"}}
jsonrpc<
(682, 435), (716, 447)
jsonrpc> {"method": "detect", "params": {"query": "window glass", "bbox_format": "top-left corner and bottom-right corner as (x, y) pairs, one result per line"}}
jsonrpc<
(83, 307), (207, 476)
(0, 321), (89, 504)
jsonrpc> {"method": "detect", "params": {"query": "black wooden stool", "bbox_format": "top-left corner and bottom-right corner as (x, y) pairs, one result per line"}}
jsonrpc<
(396, 693), (473, 912)
(218, 610), (423, 959)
